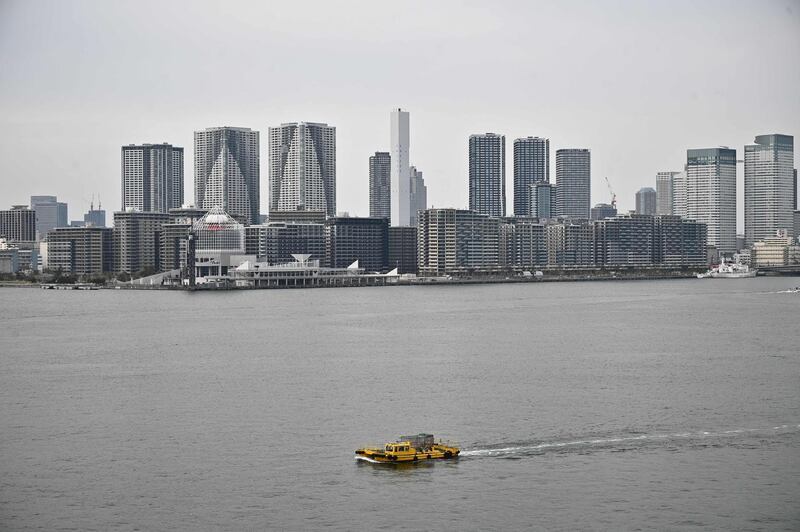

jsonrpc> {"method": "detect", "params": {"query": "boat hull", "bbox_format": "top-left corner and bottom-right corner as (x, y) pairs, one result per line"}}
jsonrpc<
(354, 445), (459, 463)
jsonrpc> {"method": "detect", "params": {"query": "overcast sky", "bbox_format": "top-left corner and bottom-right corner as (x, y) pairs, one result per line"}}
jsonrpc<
(1, 0), (798, 229)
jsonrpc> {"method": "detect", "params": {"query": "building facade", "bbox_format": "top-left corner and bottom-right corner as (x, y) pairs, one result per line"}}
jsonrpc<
(269, 122), (336, 217)
(409, 166), (427, 226)
(591, 203), (617, 220)
(555, 149), (591, 219)
(388, 226), (417, 274)
(654, 215), (707, 267)
(30, 195), (68, 239)
(113, 211), (170, 273)
(635, 187), (657, 215)
(417, 209), (500, 275)
(325, 217), (389, 272)
(195, 127), (260, 225)
(594, 213), (655, 266)
(744, 134), (795, 244)
(469, 133), (506, 217)
(0, 206), (36, 242)
(245, 222), (326, 265)
(656, 172), (678, 215)
(390, 108), (411, 227)
(751, 230), (800, 267)
(122, 144), (183, 213)
(546, 221), (595, 266)
(46, 226), (113, 275)
(369, 151), (391, 219)
(686, 147), (737, 254)
(513, 137), (549, 216)
(530, 183), (557, 220)
(500, 218), (547, 268)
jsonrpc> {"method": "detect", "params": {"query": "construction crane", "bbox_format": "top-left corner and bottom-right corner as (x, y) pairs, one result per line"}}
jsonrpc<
(604, 176), (617, 209)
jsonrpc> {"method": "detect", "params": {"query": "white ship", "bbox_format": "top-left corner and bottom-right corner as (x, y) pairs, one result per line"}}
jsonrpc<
(696, 258), (757, 279)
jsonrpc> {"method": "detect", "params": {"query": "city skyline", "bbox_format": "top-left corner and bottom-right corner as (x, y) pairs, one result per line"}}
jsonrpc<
(2, 1), (798, 231)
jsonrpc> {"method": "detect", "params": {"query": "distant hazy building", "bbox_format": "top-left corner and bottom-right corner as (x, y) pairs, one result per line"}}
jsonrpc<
(500, 218), (547, 268)
(417, 209), (500, 275)
(0, 206), (36, 242)
(30, 195), (68, 239)
(122, 144), (184, 213)
(672, 170), (688, 218)
(530, 182), (557, 219)
(325, 217), (388, 272)
(469, 133), (506, 217)
(513, 137), (549, 216)
(113, 211), (170, 273)
(591, 203), (617, 220)
(195, 127), (260, 225)
(409, 166), (427, 226)
(269, 122), (336, 217)
(656, 172), (679, 215)
(390, 108), (411, 227)
(744, 134), (795, 244)
(83, 202), (106, 227)
(46, 226), (113, 275)
(686, 147), (737, 254)
(555, 149), (591, 219)
(635, 187), (657, 215)
(369, 151), (391, 219)
(388, 226), (417, 274)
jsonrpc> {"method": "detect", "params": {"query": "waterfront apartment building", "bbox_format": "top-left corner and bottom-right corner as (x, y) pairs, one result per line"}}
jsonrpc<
(500, 218), (547, 268)
(656, 172), (678, 215)
(410, 166), (427, 226)
(388, 226), (418, 274)
(546, 221), (595, 267)
(635, 187), (657, 215)
(751, 230), (800, 267)
(122, 144), (184, 213)
(46, 226), (113, 275)
(530, 183), (557, 220)
(269, 122), (336, 217)
(325, 217), (388, 272)
(113, 211), (170, 274)
(195, 127), (259, 225)
(417, 209), (500, 275)
(159, 207), (208, 271)
(0, 206), (36, 242)
(744, 134), (795, 244)
(591, 203), (617, 220)
(469, 133), (506, 217)
(686, 147), (737, 254)
(369, 151), (391, 219)
(390, 109), (411, 226)
(654, 215), (707, 267)
(555, 149), (591, 219)
(513, 137), (549, 216)
(594, 213), (655, 266)
(30, 195), (68, 239)
(245, 222), (326, 265)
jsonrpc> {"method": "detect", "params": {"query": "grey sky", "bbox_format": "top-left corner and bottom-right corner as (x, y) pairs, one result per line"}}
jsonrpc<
(1, 0), (798, 229)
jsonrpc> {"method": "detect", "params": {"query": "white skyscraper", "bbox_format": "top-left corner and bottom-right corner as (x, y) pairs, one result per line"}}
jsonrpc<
(390, 109), (411, 227)
(194, 127), (259, 225)
(744, 134), (794, 244)
(656, 171), (679, 215)
(686, 147), (737, 253)
(269, 122), (336, 217)
(672, 169), (688, 218)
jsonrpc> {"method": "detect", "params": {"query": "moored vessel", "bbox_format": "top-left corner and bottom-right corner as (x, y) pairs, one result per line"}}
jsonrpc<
(696, 258), (757, 279)
(355, 433), (460, 463)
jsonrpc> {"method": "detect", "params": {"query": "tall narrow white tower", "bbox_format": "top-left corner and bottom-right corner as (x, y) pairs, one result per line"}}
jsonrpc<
(390, 108), (410, 226)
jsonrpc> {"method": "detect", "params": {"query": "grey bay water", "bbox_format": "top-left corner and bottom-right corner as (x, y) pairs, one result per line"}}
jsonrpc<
(1, 278), (799, 531)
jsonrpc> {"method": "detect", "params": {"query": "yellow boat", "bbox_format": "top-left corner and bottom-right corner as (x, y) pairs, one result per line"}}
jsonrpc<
(355, 433), (460, 463)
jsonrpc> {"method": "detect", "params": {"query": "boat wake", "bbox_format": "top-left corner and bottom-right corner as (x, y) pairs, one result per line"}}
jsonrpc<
(460, 424), (800, 458)
(354, 455), (382, 464)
